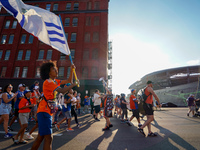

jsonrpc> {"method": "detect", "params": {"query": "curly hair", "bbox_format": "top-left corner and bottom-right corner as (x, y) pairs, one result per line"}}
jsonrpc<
(40, 61), (56, 80)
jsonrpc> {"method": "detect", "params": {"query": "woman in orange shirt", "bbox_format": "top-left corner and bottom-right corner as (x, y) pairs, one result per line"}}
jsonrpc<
(31, 61), (78, 150)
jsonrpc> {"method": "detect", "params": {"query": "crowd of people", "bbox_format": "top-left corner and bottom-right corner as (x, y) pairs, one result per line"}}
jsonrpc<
(1, 61), (199, 149)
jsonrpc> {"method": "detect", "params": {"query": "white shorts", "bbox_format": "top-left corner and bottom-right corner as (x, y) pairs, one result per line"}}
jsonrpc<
(0, 103), (12, 115)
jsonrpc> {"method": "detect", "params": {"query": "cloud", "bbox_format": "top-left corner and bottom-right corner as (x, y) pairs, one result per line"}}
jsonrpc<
(186, 60), (200, 66)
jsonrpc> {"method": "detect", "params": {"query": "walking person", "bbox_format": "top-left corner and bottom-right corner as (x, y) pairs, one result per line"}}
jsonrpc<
(82, 95), (89, 114)
(120, 93), (129, 123)
(138, 81), (161, 137)
(76, 93), (81, 115)
(187, 94), (196, 117)
(94, 89), (103, 121)
(0, 84), (17, 138)
(129, 89), (142, 127)
(8, 84), (26, 131)
(12, 90), (35, 144)
(31, 61), (78, 150)
(102, 88), (114, 131)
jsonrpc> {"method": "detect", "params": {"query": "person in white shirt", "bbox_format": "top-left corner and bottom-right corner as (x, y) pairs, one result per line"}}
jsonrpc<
(93, 89), (103, 121)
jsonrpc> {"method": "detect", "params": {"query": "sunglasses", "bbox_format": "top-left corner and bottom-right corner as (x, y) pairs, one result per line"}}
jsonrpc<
(8, 86), (13, 88)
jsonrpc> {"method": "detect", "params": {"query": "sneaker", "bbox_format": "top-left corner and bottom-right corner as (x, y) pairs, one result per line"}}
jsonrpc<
(66, 128), (74, 132)
(138, 123), (142, 127)
(100, 116), (104, 119)
(4, 133), (13, 138)
(109, 124), (113, 128)
(121, 120), (125, 123)
(187, 113), (189, 117)
(95, 118), (100, 121)
(148, 132), (157, 137)
(25, 133), (34, 140)
(8, 126), (13, 131)
(77, 124), (82, 128)
(25, 128), (29, 132)
(102, 126), (110, 131)
(138, 128), (146, 137)
(31, 118), (35, 122)
(55, 124), (60, 131)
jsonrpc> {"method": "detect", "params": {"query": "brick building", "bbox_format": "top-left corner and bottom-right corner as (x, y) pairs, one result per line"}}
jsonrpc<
(0, 0), (110, 98)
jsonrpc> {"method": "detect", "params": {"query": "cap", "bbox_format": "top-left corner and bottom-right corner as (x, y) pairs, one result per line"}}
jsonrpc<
(24, 89), (31, 95)
(18, 83), (26, 88)
(131, 89), (135, 93)
(147, 81), (153, 84)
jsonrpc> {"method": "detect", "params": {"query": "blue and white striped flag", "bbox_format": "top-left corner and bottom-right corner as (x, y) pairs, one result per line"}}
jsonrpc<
(0, 0), (70, 55)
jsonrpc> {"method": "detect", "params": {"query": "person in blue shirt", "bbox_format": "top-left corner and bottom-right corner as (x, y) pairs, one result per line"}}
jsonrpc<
(8, 83), (26, 131)
(0, 84), (17, 138)
(82, 95), (89, 113)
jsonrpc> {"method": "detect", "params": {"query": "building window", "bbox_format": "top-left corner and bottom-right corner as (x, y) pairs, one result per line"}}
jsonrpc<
(82, 67), (88, 78)
(46, 50), (52, 60)
(46, 4), (51, 11)
(25, 50), (31, 60)
(86, 16), (91, 26)
(70, 33), (76, 42)
(0, 67), (7, 77)
(12, 20), (17, 29)
(70, 49), (75, 59)
(38, 50), (44, 60)
(13, 67), (20, 78)
(67, 67), (71, 78)
(0, 50), (2, 60)
(35, 67), (40, 78)
(74, 3), (79, 10)
(87, 2), (92, 10)
(94, 2), (100, 10)
(1, 35), (7, 44)
(28, 35), (34, 44)
(8, 34), (14, 44)
(84, 32), (90, 42)
(4, 50), (10, 60)
(60, 53), (66, 60)
(21, 34), (26, 44)
(58, 67), (64, 77)
(91, 67), (98, 78)
(53, 4), (58, 11)
(5, 20), (10, 29)
(65, 18), (70, 26)
(22, 67), (28, 78)
(65, 33), (68, 40)
(83, 50), (89, 60)
(72, 18), (78, 26)
(93, 32), (99, 42)
(92, 48), (98, 59)
(94, 16), (100, 26)
(66, 3), (71, 10)
(17, 50), (23, 60)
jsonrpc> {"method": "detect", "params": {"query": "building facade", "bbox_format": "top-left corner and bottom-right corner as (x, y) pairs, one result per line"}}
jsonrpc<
(0, 0), (110, 98)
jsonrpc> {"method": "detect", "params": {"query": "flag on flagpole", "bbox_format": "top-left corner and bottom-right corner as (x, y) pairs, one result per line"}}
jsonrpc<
(0, 0), (70, 55)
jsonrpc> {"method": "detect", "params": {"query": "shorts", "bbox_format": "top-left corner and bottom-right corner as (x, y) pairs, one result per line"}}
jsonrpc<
(0, 103), (12, 115)
(94, 105), (100, 113)
(14, 109), (19, 117)
(116, 103), (121, 108)
(19, 113), (29, 125)
(37, 112), (52, 136)
(143, 103), (154, 115)
(64, 111), (71, 119)
(188, 106), (195, 111)
(132, 109), (140, 119)
(31, 105), (37, 112)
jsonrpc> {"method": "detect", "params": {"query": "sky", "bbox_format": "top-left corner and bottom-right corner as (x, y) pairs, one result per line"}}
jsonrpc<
(108, 0), (200, 95)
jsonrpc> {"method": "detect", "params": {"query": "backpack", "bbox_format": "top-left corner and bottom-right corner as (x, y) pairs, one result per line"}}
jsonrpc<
(141, 87), (151, 103)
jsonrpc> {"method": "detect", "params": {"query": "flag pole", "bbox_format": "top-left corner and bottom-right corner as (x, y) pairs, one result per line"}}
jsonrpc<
(59, 15), (79, 87)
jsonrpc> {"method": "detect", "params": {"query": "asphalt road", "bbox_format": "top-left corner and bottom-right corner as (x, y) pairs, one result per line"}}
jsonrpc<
(0, 107), (199, 150)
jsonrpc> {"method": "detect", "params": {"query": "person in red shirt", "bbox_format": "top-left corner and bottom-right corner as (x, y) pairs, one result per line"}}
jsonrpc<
(12, 90), (34, 144)
(31, 61), (79, 150)
(138, 81), (161, 137)
(129, 89), (142, 127)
